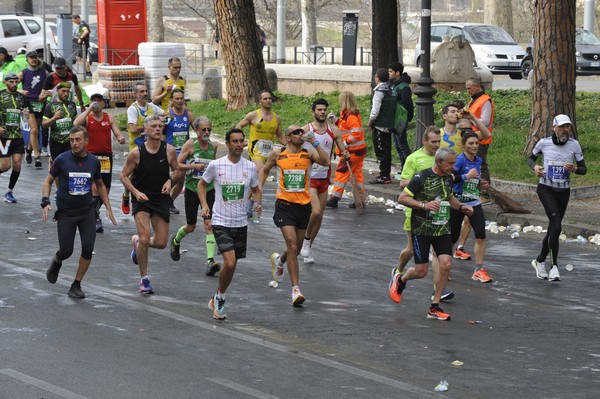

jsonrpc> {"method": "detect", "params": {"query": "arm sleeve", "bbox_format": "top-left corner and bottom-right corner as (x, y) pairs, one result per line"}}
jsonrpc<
(369, 90), (384, 120)
(479, 101), (493, 127)
(126, 106), (138, 124)
(202, 161), (215, 184)
(345, 114), (364, 144)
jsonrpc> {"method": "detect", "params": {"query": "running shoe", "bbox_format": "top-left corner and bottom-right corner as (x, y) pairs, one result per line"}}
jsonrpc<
(270, 252), (284, 283)
(292, 287), (305, 307)
(548, 265), (561, 282)
(472, 268), (493, 283)
(96, 218), (104, 233)
(531, 259), (548, 280)
(369, 175), (392, 184)
(34, 157), (42, 168)
(300, 239), (311, 257)
(121, 194), (130, 214)
(25, 150), (32, 164)
(4, 192), (17, 203)
(389, 267), (405, 303)
(131, 235), (139, 265)
(325, 197), (338, 208)
(169, 205), (180, 215)
(453, 248), (472, 260)
(208, 296), (227, 319)
(67, 283), (86, 299)
(427, 305), (451, 320)
(431, 288), (455, 302)
(205, 259), (221, 276)
(303, 255), (315, 264)
(46, 255), (62, 284)
(139, 277), (154, 294)
(169, 234), (180, 261)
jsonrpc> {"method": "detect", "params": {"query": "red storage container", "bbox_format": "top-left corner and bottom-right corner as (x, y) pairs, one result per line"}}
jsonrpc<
(97, 0), (147, 65)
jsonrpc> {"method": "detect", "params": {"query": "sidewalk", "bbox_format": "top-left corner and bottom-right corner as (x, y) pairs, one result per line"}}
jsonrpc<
(360, 158), (600, 238)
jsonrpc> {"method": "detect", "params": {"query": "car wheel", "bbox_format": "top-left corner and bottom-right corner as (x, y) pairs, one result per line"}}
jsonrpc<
(521, 59), (533, 79)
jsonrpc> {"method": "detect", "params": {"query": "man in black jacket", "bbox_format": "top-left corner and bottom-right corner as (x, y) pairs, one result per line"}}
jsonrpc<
(388, 62), (414, 172)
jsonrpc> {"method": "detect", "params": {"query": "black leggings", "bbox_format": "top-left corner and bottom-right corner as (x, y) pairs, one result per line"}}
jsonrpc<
(56, 206), (97, 261)
(536, 184), (570, 266)
(449, 204), (486, 244)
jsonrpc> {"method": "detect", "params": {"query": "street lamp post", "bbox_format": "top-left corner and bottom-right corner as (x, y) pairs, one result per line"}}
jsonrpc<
(413, 0), (437, 150)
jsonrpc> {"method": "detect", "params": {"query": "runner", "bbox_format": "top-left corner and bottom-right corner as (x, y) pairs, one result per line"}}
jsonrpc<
(299, 98), (348, 264)
(450, 130), (492, 283)
(0, 72), (30, 203)
(42, 126), (116, 298)
(397, 147), (473, 320)
(120, 115), (181, 294)
(73, 93), (126, 232)
(199, 128), (260, 320)
(152, 57), (186, 112)
(169, 116), (221, 276)
(19, 51), (47, 168)
(236, 90), (284, 216)
(527, 114), (586, 282)
(42, 82), (79, 163)
(163, 88), (194, 214)
(258, 125), (330, 307)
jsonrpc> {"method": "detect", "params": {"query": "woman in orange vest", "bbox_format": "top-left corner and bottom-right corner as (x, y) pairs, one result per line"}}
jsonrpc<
(326, 91), (366, 209)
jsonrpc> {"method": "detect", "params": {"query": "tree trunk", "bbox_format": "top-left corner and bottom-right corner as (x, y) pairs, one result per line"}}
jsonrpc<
(397, 0), (404, 64)
(484, 0), (514, 37)
(13, 0), (33, 14)
(525, 0), (576, 154)
(148, 0), (165, 42)
(371, 0), (398, 78)
(301, 0), (317, 64)
(214, 0), (270, 110)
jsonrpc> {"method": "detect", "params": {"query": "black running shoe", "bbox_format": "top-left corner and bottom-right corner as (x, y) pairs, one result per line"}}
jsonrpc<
(67, 284), (86, 299)
(46, 256), (62, 284)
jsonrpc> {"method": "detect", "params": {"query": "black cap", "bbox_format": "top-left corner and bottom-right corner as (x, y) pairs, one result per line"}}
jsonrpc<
(0, 47), (8, 56)
(53, 57), (66, 68)
(26, 51), (38, 58)
(90, 93), (104, 101)
(4, 72), (18, 81)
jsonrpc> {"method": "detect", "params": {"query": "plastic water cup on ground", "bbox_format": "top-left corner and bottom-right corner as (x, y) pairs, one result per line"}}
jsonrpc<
(565, 264), (574, 271)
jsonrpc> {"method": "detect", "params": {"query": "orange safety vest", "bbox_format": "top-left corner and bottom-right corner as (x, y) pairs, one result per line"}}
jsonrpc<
(276, 148), (312, 205)
(336, 111), (366, 155)
(469, 93), (494, 145)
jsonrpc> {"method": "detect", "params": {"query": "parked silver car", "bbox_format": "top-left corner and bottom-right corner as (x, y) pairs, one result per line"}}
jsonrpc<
(415, 22), (527, 80)
(0, 13), (56, 59)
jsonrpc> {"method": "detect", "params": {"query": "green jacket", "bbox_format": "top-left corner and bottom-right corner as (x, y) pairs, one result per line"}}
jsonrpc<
(0, 61), (21, 91)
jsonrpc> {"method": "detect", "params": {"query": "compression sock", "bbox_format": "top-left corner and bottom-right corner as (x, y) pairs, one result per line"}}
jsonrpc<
(8, 170), (20, 190)
(174, 226), (187, 244)
(206, 233), (216, 260)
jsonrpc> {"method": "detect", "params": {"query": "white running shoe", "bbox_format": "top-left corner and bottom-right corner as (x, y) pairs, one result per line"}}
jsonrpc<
(292, 286), (305, 307)
(531, 259), (548, 280)
(303, 255), (315, 264)
(270, 252), (284, 283)
(548, 265), (561, 282)
(300, 239), (311, 257)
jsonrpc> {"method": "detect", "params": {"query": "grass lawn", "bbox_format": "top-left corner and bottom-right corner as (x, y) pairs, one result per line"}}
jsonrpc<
(117, 89), (598, 187)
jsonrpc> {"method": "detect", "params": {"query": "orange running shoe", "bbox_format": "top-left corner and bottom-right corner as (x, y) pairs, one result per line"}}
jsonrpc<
(427, 306), (451, 320)
(122, 193), (130, 214)
(388, 267), (405, 303)
(453, 248), (471, 260)
(472, 268), (493, 283)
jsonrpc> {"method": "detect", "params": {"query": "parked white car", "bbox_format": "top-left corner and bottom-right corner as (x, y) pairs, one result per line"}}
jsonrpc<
(415, 22), (527, 80)
(0, 13), (56, 59)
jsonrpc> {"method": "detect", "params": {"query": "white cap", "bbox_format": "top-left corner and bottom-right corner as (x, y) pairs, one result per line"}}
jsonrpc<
(17, 47), (27, 54)
(553, 114), (572, 126)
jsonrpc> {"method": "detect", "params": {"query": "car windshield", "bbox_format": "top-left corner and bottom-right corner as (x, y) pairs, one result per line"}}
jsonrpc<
(464, 25), (516, 45)
(576, 29), (600, 45)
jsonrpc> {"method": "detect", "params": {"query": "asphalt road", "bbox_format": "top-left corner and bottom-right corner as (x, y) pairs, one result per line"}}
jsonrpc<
(1, 154), (599, 398)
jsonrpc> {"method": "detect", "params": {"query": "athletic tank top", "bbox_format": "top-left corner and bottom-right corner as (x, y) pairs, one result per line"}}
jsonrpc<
(306, 122), (334, 179)
(160, 75), (186, 111)
(87, 112), (112, 154)
(132, 142), (170, 199)
(249, 109), (279, 158)
(164, 108), (190, 153)
(128, 102), (156, 151)
(276, 148), (311, 205)
(185, 139), (214, 192)
(440, 127), (462, 154)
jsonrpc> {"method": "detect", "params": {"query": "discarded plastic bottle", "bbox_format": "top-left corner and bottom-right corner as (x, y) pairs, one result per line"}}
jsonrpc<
(576, 235), (587, 244)
(434, 380), (449, 392)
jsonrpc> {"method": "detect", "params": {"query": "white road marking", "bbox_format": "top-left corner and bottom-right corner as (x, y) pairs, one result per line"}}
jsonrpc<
(206, 377), (282, 399)
(0, 368), (89, 399)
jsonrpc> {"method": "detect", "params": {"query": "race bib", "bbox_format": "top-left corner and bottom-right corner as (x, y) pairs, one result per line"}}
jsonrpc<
(68, 172), (92, 195)
(257, 139), (273, 157)
(97, 156), (110, 174)
(31, 101), (45, 113)
(462, 179), (480, 199)
(221, 181), (244, 202)
(56, 117), (73, 135)
(172, 131), (188, 149)
(6, 109), (21, 127)
(431, 200), (450, 225)
(547, 161), (569, 182)
(192, 157), (212, 179)
(283, 169), (306, 192)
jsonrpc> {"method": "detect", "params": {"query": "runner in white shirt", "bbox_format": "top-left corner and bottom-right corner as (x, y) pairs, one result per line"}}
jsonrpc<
(199, 128), (260, 320)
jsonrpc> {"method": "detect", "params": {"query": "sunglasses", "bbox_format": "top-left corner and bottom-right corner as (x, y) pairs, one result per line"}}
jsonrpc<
(288, 129), (304, 136)
(201, 128), (212, 132)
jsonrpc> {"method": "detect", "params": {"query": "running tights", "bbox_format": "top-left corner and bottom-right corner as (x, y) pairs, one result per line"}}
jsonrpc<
(536, 184), (570, 266)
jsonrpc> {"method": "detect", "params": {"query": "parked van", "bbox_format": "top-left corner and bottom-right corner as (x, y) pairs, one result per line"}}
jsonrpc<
(415, 22), (526, 80)
(0, 13), (56, 60)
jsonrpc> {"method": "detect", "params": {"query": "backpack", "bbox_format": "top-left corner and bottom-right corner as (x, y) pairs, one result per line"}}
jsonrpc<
(394, 82), (409, 133)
